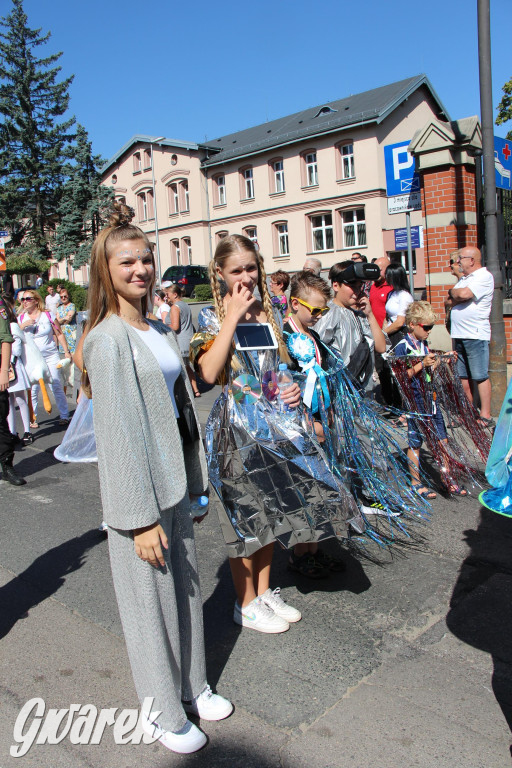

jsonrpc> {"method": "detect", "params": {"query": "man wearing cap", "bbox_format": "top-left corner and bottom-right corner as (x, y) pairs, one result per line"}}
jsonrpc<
(0, 298), (26, 485)
(315, 260), (387, 391)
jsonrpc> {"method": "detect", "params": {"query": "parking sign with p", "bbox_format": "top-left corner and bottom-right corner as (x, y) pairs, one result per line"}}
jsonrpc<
(384, 141), (420, 197)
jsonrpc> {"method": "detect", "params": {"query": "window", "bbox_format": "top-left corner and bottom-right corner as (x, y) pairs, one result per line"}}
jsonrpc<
(182, 237), (192, 265)
(169, 183), (179, 214)
(240, 167), (254, 200)
(340, 143), (355, 179)
(133, 152), (141, 173)
(182, 181), (189, 212)
(216, 230), (228, 243)
(341, 208), (366, 248)
(274, 222), (290, 257)
(143, 148), (151, 170)
(244, 227), (257, 243)
(310, 214), (333, 252)
(273, 160), (285, 193)
(214, 175), (226, 206)
(389, 250), (417, 272)
(305, 152), (318, 186)
(137, 190), (154, 221)
(171, 239), (181, 265)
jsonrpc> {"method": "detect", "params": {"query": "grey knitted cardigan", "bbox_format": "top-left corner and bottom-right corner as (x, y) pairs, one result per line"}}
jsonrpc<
(83, 314), (208, 530)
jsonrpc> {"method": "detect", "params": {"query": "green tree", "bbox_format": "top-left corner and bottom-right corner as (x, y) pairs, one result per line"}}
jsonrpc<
(54, 124), (113, 267)
(0, 0), (75, 258)
(496, 77), (512, 139)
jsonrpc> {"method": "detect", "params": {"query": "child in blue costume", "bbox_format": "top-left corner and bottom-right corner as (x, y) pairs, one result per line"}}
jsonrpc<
(393, 301), (467, 498)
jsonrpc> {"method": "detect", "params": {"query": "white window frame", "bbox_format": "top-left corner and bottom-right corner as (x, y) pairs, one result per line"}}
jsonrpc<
(171, 239), (181, 265)
(341, 143), (355, 179)
(133, 152), (142, 173)
(341, 208), (366, 249)
(184, 238), (192, 264)
(244, 227), (257, 242)
(182, 181), (189, 212)
(138, 191), (148, 221)
(170, 183), (179, 214)
(273, 160), (285, 193)
(311, 213), (333, 252)
(276, 223), (289, 256)
(243, 168), (254, 199)
(305, 152), (318, 186)
(216, 175), (226, 205)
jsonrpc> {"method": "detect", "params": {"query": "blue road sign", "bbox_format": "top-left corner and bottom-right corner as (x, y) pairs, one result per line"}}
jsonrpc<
(494, 136), (512, 190)
(384, 141), (420, 198)
(394, 226), (422, 250)
(0, 231), (8, 237)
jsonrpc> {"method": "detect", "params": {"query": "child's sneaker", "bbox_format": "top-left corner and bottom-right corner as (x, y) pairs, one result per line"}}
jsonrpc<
(183, 685), (233, 720)
(260, 587), (301, 623)
(233, 596), (289, 633)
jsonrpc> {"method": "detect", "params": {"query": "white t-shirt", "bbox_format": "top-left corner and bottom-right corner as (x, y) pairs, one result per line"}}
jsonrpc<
(45, 293), (61, 319)
(450, 267), (494, 340)
(155, 302), (171, 320)
(21, 311), (58, 356)
(385, 290), (414, 323)
(134, 325), (181, 416)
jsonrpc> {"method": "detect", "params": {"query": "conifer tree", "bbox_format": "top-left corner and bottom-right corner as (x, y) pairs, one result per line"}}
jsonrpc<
(0, 0), (75, 258)
(54, 124), (113, 267)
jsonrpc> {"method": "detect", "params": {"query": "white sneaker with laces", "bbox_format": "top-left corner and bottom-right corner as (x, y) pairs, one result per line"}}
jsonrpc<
(260, 587), (302, 623)
(140, 713), (207, 754)
(233, 596), (289, 633)
(183, 684), (233, 720)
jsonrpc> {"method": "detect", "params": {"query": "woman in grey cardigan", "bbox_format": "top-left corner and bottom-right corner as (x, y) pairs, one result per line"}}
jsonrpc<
(83, 203), (232, 755)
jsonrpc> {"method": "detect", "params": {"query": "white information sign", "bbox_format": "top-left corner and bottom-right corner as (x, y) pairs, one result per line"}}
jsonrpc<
(387, 192), (421, 215)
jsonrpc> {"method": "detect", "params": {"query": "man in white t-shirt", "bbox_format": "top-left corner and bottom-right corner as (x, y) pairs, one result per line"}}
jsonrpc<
(45, 285), (61, 319)
(447, 246), (494, 425)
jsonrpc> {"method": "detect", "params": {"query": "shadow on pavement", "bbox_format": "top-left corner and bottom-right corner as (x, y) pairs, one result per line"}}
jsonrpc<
(0, 529), (104, 640)
(446, 506), (512, 739)
(11, 446), (62, 478)
(202, 559), (242, 690)
(180, 738), (282, 768)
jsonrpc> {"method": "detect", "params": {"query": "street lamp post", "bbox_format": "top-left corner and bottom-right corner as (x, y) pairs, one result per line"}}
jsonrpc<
(477, 0), (507, 414)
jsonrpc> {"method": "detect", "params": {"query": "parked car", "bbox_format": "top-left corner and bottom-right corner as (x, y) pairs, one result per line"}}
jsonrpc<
(161, 265), (209, 297)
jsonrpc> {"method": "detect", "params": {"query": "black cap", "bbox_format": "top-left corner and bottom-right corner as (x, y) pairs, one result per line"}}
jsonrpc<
(332, 262), (381, 284)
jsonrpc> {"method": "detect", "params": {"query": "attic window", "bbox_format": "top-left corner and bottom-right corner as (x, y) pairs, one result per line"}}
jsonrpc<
(314, 106), (337, 117)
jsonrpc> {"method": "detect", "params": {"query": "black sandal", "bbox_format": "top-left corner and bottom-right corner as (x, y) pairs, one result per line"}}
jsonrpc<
(288, 553), (329, 579)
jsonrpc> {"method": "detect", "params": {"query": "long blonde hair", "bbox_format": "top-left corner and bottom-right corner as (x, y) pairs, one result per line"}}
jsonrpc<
(209, 234), (290, 364)
(82, 201), (156, 395)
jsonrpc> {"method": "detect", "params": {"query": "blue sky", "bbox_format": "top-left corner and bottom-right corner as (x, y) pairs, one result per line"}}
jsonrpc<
(16, 0), (512, 161)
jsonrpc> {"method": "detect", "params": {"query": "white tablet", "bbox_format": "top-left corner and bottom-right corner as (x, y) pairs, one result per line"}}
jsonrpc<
(234, 323), (278, 351)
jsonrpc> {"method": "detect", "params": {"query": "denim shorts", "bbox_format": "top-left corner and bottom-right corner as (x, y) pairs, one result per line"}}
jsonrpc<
(407, 407), (448, 450)
(454, 338), (490, 382)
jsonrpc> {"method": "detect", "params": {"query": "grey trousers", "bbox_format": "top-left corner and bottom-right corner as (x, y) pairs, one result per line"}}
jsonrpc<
(108, 497), (207, 732)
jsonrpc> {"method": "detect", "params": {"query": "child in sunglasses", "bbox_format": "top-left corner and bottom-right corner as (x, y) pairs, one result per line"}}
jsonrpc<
(393, 301), (466, 498)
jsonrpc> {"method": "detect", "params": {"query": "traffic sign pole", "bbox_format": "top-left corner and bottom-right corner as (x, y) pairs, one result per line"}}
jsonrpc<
(406, 212), (414, 294)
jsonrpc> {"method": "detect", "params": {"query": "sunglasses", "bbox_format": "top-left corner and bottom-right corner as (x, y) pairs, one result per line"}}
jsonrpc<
(291, 296), (329, 317)
(418, 324), (434, 331)
(21, 297), (34, 301)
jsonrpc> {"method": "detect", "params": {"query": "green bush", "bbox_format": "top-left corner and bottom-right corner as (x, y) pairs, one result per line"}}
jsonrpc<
(192, 283), (213, 301)
(39, 278), (88, 311)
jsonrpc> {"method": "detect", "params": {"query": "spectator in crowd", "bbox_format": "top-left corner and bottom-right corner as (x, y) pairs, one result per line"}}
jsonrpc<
(45, 284), (61, 319)
(383, 263), (414, 346)
(269, 270), (289, 318)
(369, 257), (392, 328)
(2, 294), (33, 446)
(444, 253), (464, 333)
(55, 288), (77, 353)
(0, 296), (26, 485)
(447, 246), (494, 426)
(303, 257), (322, 276)
(165, 284), (201, 397)
(315, 261), (386, 392)
(351, 252), (368, 263)
(153, 290), (171, 324)
(35, 274), (43, 289)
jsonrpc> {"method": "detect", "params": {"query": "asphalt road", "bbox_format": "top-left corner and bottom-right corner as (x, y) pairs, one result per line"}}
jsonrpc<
(0, 387), (511, 767)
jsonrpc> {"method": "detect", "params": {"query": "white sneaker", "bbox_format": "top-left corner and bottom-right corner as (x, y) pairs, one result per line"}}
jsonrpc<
(183, 684), (233, 720)
(260, 587), (302, 623)
(233, 596), (289, 633)
(140, 713), (207, 754)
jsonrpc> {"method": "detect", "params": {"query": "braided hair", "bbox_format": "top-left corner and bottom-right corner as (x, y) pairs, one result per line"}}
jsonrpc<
(209, 235), (290, 364)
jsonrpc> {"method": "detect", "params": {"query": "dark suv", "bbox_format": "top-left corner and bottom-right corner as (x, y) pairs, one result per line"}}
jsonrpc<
(161, 265), (209, 297)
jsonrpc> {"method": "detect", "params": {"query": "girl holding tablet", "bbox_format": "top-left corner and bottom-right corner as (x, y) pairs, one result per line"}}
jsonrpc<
(191, 235), (356, 634)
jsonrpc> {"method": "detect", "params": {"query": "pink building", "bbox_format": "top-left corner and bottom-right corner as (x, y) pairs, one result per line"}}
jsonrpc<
(100, 75), (450, 286)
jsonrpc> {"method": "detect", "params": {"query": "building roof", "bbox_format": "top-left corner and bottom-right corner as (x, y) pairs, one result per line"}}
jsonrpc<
(102, 134), (219, 175)
(202, 74), (450, 167)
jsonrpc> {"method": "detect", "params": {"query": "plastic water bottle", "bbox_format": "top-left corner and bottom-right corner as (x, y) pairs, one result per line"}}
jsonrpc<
(277, 363), (294, 413)
(190, 495), (209, 518)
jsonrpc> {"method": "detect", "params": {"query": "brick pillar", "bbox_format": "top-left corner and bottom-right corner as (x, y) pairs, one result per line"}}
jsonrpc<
(408, 117), (481, 322)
